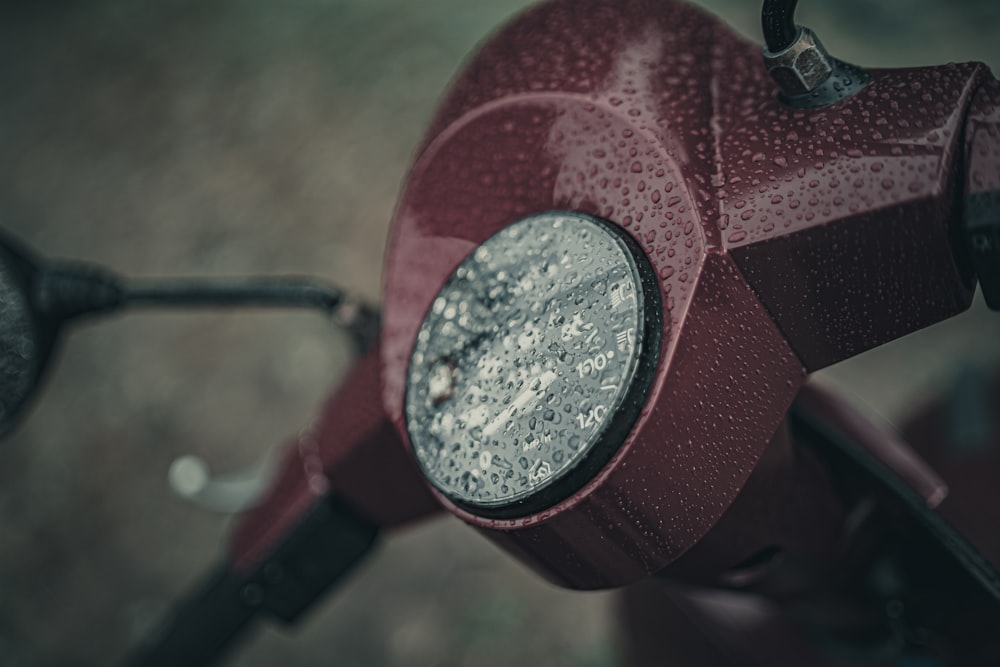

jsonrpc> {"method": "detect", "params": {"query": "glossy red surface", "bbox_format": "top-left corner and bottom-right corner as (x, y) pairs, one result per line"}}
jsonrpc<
(662, 417), (845, 596)
(730, 64), (990, 370)
(381, 0), (995, 589)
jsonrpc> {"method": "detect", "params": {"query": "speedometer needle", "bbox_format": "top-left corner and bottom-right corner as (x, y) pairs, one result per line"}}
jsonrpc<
(482, 370), (557, 437)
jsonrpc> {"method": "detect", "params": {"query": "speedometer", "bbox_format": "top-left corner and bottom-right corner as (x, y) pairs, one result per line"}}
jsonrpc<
(405, 212), (660, 517)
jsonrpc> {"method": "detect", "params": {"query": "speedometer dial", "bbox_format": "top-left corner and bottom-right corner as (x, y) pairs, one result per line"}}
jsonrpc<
(405, 212), (660, 517)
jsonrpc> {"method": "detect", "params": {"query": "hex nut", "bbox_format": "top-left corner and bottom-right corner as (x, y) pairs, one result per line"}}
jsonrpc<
(763, 27), (834, 97)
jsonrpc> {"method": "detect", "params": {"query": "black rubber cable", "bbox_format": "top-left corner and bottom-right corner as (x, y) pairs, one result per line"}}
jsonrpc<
(761, 0), (799, 52)
(121, 277), (381, 351)
(32, 261), (379, 351)
(124, 278), (347, 312)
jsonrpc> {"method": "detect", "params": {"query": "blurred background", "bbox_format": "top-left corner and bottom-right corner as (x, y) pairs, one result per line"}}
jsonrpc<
(0, 0), (998, 665)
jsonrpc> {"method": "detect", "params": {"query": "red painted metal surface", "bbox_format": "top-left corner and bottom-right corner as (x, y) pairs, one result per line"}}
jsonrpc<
(728, 65), (993, 370)
(224, 0), (999, 597)
(380, 0), (997, 590)
(661, 417), (846, 596)
(377, 0), (991, 589)
(724, 61), (987, 370)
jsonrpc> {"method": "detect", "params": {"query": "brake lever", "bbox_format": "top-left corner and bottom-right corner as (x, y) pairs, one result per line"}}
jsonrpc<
(121, 344), (440, 666)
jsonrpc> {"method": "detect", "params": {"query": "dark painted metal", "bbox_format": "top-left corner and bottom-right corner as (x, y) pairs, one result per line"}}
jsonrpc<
(619, 582), (841, 667)
(0, 232), (51, 438)
(963, 79), (1000, 310)
(120, 565), (258, 667)
(123, 496), (379, 667)
(789, 385), (1000, 665)
(0, 229), (126, 437)
(619, 383), (1000, 666)
(380, 0), (998, 589)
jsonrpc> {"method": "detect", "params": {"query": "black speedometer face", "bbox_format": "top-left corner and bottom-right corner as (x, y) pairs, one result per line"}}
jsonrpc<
(405, 211), (660, 517)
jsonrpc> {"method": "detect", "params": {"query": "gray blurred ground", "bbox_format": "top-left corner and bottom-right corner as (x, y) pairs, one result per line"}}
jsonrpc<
(0, 1), (998, 666)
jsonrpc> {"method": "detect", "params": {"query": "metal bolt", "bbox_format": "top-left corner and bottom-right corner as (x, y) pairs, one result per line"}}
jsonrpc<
(763, 27), (834, 97)
(263, 562), (285, 585)
(972, 231), (993, 254)
(240, 583), (265, 607)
